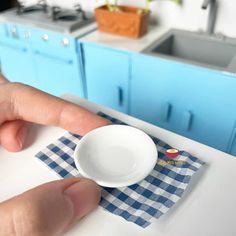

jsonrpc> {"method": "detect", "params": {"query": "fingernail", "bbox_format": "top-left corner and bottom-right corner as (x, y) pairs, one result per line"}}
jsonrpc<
(17, 126), (28, 149)
(64, 180), (101, 220)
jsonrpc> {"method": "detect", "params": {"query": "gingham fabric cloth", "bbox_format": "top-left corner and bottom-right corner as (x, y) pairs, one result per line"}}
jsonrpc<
(35, 112), (205, 228)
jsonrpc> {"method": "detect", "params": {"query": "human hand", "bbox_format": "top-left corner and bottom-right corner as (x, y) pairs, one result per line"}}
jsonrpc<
(0, 75), (109, 152)
(0, 75), (110, 235)
(0, 178), (101, 235)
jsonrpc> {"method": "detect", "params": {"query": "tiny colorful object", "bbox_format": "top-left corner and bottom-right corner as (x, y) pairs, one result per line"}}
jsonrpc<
(165, 148), (180, 158)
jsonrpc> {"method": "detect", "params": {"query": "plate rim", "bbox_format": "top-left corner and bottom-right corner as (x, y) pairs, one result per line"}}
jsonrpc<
(73, 125), (158, 188)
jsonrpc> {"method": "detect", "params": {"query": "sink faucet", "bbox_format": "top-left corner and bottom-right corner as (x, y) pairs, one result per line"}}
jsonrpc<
(201, 0), (218, 35)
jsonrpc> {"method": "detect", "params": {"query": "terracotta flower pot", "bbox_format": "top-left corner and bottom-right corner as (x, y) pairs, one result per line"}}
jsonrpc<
(95, 5), (150, 38)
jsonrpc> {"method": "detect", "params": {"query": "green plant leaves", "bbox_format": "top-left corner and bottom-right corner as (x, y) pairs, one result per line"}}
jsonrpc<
(173, 0), (182, 5)
(146, 0), (182, 6)
(102, 0), (182, 12)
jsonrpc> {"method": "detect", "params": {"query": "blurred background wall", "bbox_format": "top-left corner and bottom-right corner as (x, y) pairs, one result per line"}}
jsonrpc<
(1, 0), (236, 38)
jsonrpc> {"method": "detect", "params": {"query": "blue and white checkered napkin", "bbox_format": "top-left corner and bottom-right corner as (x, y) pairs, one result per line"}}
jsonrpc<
(35, 112), (205, 228)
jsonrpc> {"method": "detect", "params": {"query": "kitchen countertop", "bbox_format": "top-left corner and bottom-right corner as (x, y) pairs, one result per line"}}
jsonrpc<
(80, 25), (169, 52)
(0, 94), (236, 236)
(0, 9), (169, 52)
(0, 11), (97, 38)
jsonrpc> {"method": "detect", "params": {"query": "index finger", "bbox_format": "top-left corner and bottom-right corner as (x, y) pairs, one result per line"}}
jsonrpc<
(1, 81), (110, 135)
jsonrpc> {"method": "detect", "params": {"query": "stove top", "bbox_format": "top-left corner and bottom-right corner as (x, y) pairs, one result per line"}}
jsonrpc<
(16, 0), (48, 15)
(1, 1), (94, 33)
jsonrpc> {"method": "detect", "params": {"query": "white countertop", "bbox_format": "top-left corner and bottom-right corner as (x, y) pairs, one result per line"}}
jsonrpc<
(71, 22), (97, 39)
(80, 25), (168, 52)
(1, 94), (236, 236)
(0, 10), (168, 51)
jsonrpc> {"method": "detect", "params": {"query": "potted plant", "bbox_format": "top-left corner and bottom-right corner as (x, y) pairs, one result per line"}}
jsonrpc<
(95, 0), (182, 38)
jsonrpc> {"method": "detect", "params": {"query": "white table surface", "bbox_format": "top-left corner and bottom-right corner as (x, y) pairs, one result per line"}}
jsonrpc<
(1, 94), (236, 236)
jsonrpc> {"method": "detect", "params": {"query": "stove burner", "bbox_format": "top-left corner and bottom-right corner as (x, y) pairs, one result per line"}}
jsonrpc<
(16, 0), (47, 15)
(51, 4), (87, 22)
(74, 3), (87, 20)
(11, 1), (93, 33)
(51, 6), (61, 21)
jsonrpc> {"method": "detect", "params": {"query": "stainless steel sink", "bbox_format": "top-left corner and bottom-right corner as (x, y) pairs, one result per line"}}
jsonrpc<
(143, 29), (236, 73)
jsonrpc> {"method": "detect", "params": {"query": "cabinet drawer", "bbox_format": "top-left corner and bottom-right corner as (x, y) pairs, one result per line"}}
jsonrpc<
(5, 24), (76, 51)
(32, 44), (84, 97)
(30, 28), (76, 51)
(33, 48), (74, 65)
(5, 24), (32, 43)
(0, 36), (37, 87)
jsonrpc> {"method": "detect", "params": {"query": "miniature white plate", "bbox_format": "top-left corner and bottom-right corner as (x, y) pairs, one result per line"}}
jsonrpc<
(73, 125), (158, 188)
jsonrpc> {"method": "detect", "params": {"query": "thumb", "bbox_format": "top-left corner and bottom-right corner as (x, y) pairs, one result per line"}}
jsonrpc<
(0, 178), (101, 236)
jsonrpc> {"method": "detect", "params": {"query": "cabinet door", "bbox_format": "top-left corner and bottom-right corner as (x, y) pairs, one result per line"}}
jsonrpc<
(83, 43), (130, 113)
(131, 54), (176, 129)
(0, 36), (37, 87)
(170, 66), (236, 152)
(32, 45), (84, 97)
(131, 54), (236, 152)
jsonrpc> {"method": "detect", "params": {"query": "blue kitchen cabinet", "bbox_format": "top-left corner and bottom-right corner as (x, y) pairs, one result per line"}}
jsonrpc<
(0, 24), (38, 87)
(0, 35), (37, 86)
(30, 28), (85, 97)
(32, 44), (85, 97)
(130, 54), (236, 153)
(227, 122), (236, 156)
(0, 24), (85, 97)
(82, 43), (130, 113)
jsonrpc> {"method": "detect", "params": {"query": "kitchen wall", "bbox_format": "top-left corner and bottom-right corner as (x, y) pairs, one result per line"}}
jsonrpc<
(22, 0), (236, 37)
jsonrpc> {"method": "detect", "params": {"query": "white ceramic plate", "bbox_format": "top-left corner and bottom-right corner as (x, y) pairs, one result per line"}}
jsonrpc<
(73, 125), (158, 188)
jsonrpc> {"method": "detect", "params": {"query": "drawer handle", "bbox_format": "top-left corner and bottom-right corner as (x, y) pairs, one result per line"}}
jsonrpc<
(0, 41), (27, 52)
(34, 50), (73, 65)
(117, 86), (124, 106)
(162, 102), (172, 122)
(182, 111), (193, 131)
